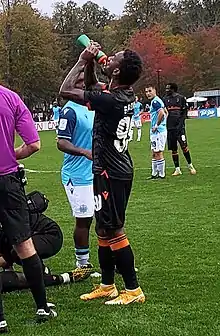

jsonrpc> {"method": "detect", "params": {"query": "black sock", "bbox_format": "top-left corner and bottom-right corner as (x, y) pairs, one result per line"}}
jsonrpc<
(183, 149), (192, 165)
(43, 274), (63, 287)
(172, 151), (180, 168)
(1, 271), (63, 293)
(21, 254), (49, 312)
(0, 278), (5, 322)
(98, 237), (115, 285)
(110, 235), (139, 290)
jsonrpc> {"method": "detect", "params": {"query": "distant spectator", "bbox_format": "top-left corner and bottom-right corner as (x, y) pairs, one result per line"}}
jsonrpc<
(52, 102), (61, 123)
(209, 100), (216, 108)
(33, 114), (39, 122)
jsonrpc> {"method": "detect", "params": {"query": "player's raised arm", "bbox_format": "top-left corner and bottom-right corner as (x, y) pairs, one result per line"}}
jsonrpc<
(84, 60), (99, 90)
(59, 60), (85, 95)
(84, 59), (107, 91)
(59, 43), (101, 103)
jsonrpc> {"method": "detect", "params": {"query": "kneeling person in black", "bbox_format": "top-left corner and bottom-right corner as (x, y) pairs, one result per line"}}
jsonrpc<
(0, 191), (90, 292)
(59, 44), (145, 305)
(0, 191), (63, 273)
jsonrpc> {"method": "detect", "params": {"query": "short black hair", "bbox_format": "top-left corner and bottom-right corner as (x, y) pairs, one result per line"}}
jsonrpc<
(167, 83), (178, 92)
(119, 49), (143, 86)
(145, 84), (157, 90)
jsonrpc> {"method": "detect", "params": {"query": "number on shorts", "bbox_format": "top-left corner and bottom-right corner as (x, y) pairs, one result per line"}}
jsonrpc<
(114, 116), (131, 153)
(94, 195), (102, 211)
(151, 141), (156, 149)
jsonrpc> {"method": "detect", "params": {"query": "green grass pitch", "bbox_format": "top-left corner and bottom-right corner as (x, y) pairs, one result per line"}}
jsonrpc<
(5, 118), (220, 335)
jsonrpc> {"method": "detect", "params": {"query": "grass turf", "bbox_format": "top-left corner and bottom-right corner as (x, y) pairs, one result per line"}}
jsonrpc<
(5, 118), (220, 335)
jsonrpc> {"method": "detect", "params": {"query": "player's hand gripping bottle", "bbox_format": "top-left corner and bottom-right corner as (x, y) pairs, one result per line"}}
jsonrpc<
(77, 34), (107, 65)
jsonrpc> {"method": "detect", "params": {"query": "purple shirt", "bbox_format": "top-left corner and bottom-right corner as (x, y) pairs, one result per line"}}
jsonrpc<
(0, 85), (40, 175)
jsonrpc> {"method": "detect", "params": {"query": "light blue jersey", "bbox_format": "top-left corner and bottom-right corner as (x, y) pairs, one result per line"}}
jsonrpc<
(57, 101), (94, 186)
(150, 96), (166, 135)
(132, 101), (143, 121)
(53, 106), (61, 121)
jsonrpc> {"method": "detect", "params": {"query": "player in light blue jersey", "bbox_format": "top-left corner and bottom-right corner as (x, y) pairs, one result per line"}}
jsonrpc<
(52, 102), (61, 123)
(129, 96), (143, 142)
(145, 85), (167, 179)
(57, 73), (95, 280)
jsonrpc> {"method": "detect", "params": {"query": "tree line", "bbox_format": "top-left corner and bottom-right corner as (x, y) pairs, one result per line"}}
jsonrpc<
(0, 0), (219, 107)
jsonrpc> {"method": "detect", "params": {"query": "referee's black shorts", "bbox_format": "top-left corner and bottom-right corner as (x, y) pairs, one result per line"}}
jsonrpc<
(94, 171), (132, 232)
(167, 127), (188, 152)
(0, 172), (31, 246)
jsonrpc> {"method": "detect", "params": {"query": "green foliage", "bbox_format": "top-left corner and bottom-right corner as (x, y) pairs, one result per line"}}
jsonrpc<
(129, 23), (220, 95)
(52, 1), (114, 74)
(124, 0), (171, 29)
(171, 0), (220, 33)
(0, 0), (218, 101)
(0, 2), (64, 106)
(184, 27), (220, 91)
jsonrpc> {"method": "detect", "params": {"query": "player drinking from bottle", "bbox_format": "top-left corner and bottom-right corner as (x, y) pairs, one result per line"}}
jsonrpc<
(59, 41), (145, 305)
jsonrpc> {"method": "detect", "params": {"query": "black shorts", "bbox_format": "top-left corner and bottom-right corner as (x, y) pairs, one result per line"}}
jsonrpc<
(167, 128), (188, 151)
(94, 171), (132, 232)
(0, 173), (31, 246)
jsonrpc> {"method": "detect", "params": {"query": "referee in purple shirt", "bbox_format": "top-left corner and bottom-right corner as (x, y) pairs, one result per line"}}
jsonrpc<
(0, 86), (57, 332)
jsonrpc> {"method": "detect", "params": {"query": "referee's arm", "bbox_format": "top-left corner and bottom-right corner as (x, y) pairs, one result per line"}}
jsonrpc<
(15, 142), (40, 160)
(15, 97), (40, 160)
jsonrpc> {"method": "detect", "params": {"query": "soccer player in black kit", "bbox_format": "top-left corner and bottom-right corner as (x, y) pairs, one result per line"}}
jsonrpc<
(163, 83), (196, 176)
(59, 43), (145, 305)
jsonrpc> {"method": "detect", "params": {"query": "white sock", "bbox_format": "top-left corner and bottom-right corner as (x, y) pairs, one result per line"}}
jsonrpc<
(137, 129), (142, 141)
(176, 167), (181, 172)
(0, 321), (7, 329)
(60, 273), (70, 284)
(75, 248), (89, 268)
(152, 159), (157, 176)
(125, 287), (140, 292)
(188, 163), (194, 169)
(101, 283), (114, 288)
(129, 129), (134, 140)
(157, 159), (166, 177)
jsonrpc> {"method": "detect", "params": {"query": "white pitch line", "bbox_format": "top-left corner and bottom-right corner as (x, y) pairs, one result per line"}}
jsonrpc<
(135, 164), (220, 170)
(25, 165), (220, 174)
(25, 169), (60, 174)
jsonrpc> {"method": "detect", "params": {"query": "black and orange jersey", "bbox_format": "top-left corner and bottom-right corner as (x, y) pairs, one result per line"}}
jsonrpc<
(163, 93), (187, 130)
(84, 87), (135, 180)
